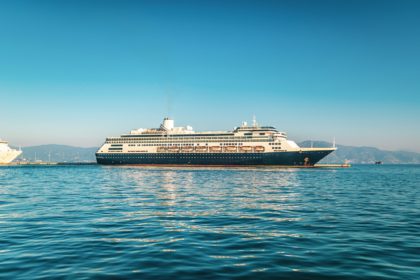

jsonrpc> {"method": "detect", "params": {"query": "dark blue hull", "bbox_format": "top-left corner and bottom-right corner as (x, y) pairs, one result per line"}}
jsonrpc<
(96, 150), (334, 166)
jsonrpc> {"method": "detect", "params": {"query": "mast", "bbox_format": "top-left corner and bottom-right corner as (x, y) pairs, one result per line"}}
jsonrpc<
(252, 114), (257, 127)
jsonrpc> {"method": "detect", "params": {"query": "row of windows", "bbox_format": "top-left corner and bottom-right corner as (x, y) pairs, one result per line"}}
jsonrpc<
(127, 143), (250, 147)
(122, 133), (236, 138)
(128, 143), (200, 147)
(101, 154), (262, 159)
(107, 135), (272, 141)
(106, 151), (266, 155)
(119, 135), (263, 139)
(106, 139), (271, 144)
(105, 140), (269, 145)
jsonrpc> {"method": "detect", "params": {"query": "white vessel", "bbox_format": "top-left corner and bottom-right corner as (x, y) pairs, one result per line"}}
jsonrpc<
(0, 140), (22, 163)
(96, 117), (336, 166)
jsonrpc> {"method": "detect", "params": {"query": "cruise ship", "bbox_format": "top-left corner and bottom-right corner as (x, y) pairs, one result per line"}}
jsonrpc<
(0, 139), (22, 164)
(96, 118), (336, 166)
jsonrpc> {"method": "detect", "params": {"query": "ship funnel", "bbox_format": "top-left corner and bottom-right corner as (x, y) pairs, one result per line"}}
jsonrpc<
(162, 117), (174, 130)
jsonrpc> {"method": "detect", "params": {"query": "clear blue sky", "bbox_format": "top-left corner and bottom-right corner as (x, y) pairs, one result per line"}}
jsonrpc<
(1, 0), (419, 152)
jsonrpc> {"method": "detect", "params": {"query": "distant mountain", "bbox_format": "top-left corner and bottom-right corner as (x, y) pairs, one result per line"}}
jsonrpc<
(299, 141), (420, 164)
(17, 145), (97, 162)
(13, 143), (420, 164)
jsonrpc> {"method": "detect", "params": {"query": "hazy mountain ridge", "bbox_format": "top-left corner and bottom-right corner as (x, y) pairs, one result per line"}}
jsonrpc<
(18, 145), (97, 162)
(298, 141), (420, 164)
(13, 143), (420, 164)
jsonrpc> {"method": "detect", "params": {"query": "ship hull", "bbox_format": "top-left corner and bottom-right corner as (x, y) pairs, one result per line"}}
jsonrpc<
(96, 150), (334, 166)
(0, 150), (22, 164)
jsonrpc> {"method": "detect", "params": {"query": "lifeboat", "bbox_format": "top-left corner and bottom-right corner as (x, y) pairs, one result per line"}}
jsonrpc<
(195, 146), (208, 152)
(209, 146), (222, 152)
(181, 146), (194, 152)
(167, 146), (179, 152)
(239, 146), (252, 152)
(157, 147), (167, 153)
(224, 146), (237, 152)
(254, 146), (265, 152)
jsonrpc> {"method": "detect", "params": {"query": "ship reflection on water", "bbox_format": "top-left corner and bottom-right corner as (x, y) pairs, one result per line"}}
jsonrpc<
(105, 166), (306, 243)
(95, 165), (347, 274)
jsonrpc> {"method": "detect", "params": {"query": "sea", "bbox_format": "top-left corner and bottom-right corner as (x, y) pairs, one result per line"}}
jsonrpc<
(0, 164), (419, 280)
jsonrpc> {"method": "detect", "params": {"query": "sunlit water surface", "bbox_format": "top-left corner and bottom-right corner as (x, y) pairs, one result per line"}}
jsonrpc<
(0, 165), (419, 279)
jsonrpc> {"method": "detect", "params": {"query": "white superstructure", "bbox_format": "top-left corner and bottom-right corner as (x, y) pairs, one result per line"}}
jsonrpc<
(0, 140), (22, 163)
(98, 117), (334, 155)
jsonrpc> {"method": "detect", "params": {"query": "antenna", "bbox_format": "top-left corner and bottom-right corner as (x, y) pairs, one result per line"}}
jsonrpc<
(252, 114), (257, 127)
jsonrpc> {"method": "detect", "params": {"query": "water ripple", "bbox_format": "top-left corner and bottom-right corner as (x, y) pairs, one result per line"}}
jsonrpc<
(0, 165), (419, 279)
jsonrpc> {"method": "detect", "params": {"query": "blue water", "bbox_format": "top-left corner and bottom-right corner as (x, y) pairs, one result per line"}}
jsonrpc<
(0, 165), (419, 279)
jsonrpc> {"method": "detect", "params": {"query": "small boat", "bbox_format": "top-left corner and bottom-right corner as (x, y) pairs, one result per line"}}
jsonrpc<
(195, 146), (208, 152)
(167, 146), (179, 152)
(375, 161), (382, 165)
(181, 146), (194, 152)
(254, 146), (265, 152)
(209, 146), (222, 152)
(157, 147), (167, 153)
(224, 146), (237, 152)
(239, 146), (252, 152)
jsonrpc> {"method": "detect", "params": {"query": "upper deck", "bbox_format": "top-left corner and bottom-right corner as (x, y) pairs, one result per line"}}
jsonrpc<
(105, 118), (287, 143)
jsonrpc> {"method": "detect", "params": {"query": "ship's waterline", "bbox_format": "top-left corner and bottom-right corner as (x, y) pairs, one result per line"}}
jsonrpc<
(96, 118), (336, 166)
